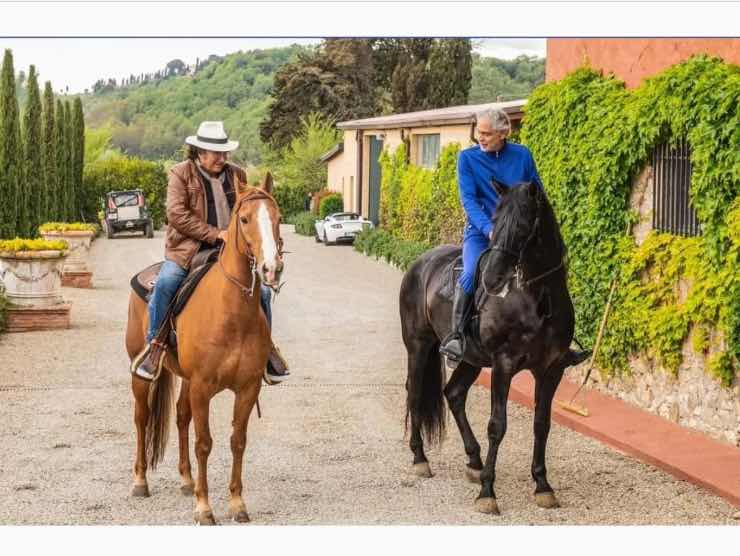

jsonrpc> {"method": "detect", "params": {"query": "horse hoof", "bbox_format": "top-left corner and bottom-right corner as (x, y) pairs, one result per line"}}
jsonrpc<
(474, 497), (500, 515)
(231, 510), (251, 523)
(180, 484), (194, 496)
(535, 492), (560, 509)
(413, 462), (433, 478)
(131, 484), (150, 498)
(194, 510), (217, 526)
(465, 467), (482, 484)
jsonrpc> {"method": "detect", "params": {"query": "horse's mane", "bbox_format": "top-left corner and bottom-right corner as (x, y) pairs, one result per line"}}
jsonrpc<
(490, 182), (536, 251)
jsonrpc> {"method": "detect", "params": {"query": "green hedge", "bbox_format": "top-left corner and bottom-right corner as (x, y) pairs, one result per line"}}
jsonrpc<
(0, 292), (9, 333)
(291, 211), (316, 236)
(353, 228), (430, 271)
(319, 193), (343, 219)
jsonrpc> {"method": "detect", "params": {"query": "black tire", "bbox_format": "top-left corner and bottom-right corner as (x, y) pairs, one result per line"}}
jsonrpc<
(324, 231), (334, 246)
(145, 222), (154, 238)
(106, 223), (114, 239)
(314, 231), (321, 243)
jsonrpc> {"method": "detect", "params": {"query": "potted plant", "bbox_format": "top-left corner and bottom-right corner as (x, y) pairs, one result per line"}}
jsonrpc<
(0, 238), (68, 307)
(39, 222), (97, 287)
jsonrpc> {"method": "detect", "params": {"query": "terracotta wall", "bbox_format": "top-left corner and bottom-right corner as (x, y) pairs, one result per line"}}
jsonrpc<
(546, 39), (740, 89)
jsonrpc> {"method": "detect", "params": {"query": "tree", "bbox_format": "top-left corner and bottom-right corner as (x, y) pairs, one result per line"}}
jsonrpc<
(72, 98), (85, 219)
(42, 81), (56, 224)
(53, 98), (66, 221)
(260, 40), (376, 151)
(265, 113), (341, 217)
(63, 100), (74, 220)
(0, 49), (22, 239)
(426, 39), (472, 108)
(21, 65), (43, 236)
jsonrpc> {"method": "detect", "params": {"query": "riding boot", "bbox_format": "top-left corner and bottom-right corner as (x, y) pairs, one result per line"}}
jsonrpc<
(439, 286), (473, 365)
(264, 344), (290, 385)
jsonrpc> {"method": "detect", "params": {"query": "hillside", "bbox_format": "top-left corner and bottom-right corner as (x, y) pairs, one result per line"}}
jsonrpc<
(82, 45), (307, 165)
(82, 46), (545, 165)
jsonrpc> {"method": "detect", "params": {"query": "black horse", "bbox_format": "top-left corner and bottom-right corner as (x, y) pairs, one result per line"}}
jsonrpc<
(400, 180), (579, 515)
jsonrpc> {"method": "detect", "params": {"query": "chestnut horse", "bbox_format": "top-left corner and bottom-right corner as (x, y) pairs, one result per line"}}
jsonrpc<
(125, 174), (283, 525)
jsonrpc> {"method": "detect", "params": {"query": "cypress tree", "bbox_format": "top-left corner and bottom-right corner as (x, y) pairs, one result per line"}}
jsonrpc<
(42, 82), (56, 224)
(0, 49), (22, 239)
(63, 100), (74, 220)
(72, 98), (85, 220)
(54, 98), (66, 221)
(21, 65), (43, 236)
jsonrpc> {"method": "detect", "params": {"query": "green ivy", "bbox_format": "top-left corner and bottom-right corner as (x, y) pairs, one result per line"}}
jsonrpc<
(520, 56), (739, 386)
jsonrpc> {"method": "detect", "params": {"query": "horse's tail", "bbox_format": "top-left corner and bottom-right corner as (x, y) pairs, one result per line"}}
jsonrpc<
(405, 343), (447, 446)
(145, 367), (175, 470)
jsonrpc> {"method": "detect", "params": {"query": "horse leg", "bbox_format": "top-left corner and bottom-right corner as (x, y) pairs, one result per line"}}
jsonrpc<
(176, 379), (195, 496)
(131, 378), (151, 497)
(405, 338), (440, 478)
(531, 363), (566, 509)
(228, 382), (260, 523)
(191, 381), (216, 525)
(475, 366), (513, 515)
(443, 362), (483, 483)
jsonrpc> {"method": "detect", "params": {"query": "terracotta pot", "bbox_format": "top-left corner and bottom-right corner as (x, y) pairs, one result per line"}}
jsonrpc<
(0, 249), (68, 307)
(40, 230), (94, 273)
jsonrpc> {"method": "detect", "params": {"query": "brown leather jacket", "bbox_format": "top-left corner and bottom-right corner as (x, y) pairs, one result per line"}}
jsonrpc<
(164, 160), (247, 269)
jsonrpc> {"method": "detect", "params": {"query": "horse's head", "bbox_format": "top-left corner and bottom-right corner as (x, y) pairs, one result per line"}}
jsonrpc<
(489, 179), (543, 259)
(232, 172), (284, 287)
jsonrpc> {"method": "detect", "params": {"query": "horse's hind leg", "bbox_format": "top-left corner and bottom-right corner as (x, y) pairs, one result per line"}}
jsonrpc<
(176, 379), (195, 496)
(531, 363), (566, 509)
(444, 362), (483, 483)
(405, 337), (442, 478)
(228, 381), (260, 523)
(131, 377), (151, 497)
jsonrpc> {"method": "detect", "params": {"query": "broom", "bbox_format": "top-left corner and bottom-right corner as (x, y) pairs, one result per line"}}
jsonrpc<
(557, 276), (618, 417)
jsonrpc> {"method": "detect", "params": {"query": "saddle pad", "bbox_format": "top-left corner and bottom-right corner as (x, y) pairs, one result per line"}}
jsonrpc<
(439, 256), (464, 301)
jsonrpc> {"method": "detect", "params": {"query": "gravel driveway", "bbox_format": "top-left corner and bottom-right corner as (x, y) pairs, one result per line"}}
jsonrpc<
(0, 226), (737, 525)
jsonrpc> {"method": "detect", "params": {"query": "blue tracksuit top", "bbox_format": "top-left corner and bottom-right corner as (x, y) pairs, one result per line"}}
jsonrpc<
(458, 141), (542, 240)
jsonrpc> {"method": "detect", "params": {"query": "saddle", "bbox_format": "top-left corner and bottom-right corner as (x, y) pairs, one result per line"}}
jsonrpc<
(130, 247), (220, 350)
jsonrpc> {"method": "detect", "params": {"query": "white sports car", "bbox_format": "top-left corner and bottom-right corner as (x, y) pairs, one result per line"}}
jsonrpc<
(314, 212), (374, 245)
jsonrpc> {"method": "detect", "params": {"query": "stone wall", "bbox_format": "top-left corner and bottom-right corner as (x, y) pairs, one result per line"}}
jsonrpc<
(566, 164), (739, 447)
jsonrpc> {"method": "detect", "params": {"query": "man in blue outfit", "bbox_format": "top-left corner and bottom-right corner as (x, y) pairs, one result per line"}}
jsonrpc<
(439, 108), (588, 368)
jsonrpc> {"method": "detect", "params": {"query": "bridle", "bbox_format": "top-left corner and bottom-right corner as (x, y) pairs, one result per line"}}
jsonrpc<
(217, 190), (284, 300)
(481, 191), (564, 298)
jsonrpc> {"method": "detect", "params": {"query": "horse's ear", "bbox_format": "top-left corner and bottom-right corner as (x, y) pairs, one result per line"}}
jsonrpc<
(261, 171), (274, 194)
(491, 179), (506, 197)
(527, 181), (538, 198)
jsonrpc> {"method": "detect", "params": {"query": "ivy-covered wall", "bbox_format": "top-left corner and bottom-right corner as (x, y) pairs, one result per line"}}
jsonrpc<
(374, 55), (738, 387)
(521, 55), (738, 386)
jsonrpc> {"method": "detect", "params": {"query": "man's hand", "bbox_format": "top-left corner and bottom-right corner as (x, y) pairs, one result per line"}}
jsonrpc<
(217, 230), (228, 243)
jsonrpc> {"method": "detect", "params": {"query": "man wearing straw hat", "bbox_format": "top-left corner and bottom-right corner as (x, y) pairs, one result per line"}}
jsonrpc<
(133, 121), (290, 384)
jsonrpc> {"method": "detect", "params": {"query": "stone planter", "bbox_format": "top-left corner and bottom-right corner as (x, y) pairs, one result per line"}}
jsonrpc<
(40, 230), (95, 288)
(0, 249), (68, 307)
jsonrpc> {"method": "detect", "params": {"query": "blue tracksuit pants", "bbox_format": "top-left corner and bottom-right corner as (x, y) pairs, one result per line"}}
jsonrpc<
(458, 232), (489, 295)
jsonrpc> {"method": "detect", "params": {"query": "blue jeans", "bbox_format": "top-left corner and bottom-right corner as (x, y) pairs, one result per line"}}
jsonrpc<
(147, 260), (188, 342)
(146, 259), (274, 342)
(458, 232), (489, 295)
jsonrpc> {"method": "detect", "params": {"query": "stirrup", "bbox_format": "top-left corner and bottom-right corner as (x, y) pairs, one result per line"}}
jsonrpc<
(130, 344), (165, 382)
(439, 332), (466, 366)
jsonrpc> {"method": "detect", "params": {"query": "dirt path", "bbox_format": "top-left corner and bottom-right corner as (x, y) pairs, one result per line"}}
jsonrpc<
(0, 227), (736, 524)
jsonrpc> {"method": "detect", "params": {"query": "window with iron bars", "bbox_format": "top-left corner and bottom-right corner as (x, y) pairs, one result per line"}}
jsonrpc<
(652, 139), (701, 237)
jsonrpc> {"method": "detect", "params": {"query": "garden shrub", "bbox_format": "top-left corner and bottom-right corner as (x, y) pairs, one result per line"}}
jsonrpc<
(319, 193), (343, 219)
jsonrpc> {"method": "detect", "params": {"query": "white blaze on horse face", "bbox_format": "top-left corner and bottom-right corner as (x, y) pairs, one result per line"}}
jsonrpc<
(257, 201), (279, 282)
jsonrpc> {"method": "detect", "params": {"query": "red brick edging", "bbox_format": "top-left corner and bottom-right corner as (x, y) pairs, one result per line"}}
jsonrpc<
(5, 303), (72, 332)
(62, 271), (93, 288)
(475, 368), (740, 507)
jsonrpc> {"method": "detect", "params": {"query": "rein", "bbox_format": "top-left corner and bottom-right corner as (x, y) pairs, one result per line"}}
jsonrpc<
(481, 194), (564, 298)
(216, 189), (283, 300)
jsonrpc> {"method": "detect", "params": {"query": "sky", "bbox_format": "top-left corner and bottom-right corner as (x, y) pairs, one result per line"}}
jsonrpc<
(0, 38), (546, 95)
